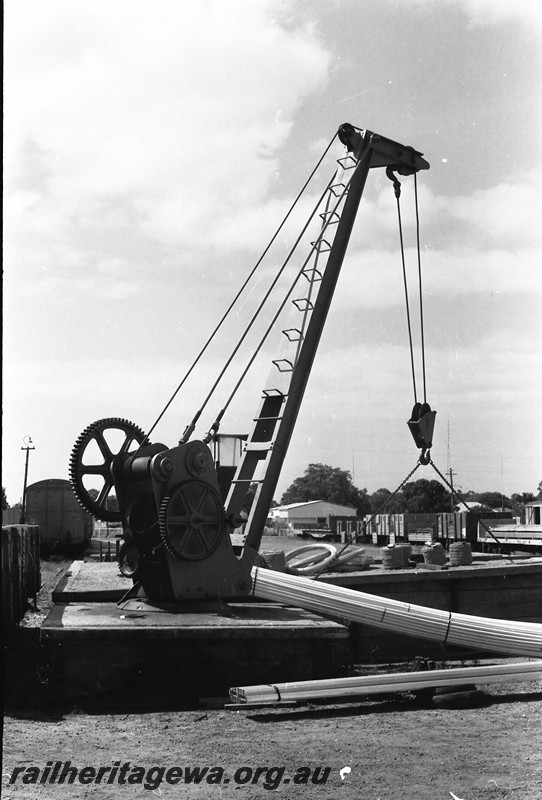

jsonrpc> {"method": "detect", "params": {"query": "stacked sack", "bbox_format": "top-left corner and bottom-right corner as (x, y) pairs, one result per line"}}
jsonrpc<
(422, 541), (447, 566)
(381, 544), (411, 570)
(449, 540), (473, 566)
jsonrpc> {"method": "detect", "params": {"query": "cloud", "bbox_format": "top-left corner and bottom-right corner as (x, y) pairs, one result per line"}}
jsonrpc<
(4, 0), (331, 262)
(322, 172), (542, 310)
(459, 0), (542, 29)
(396, 0), (542, 31)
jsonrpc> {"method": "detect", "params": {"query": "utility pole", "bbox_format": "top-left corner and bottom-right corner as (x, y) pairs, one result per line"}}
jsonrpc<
(449, 467), (457, 512)
(20, 436), (35, 524)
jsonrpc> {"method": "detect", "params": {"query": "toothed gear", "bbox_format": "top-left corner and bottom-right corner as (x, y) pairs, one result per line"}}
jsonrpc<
(159, 481), (225, 561)
(69, 418), (148, 521)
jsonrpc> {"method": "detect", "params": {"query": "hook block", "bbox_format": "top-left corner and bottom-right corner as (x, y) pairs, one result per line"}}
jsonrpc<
(407, 403), (437, 450)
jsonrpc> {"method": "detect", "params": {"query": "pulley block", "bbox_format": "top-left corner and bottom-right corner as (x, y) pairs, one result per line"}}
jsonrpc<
(407, 402), (437, 455)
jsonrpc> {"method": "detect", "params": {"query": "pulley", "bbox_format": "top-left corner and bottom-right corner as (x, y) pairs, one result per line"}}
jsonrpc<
(407, 402), (437, 464)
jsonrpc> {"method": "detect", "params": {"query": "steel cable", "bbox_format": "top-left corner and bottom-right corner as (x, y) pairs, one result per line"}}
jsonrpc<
(145, 133), (338, 441)
(394, 188), (418, 405)
(200, 165), (358, 439)
(414, 173), (427, 404)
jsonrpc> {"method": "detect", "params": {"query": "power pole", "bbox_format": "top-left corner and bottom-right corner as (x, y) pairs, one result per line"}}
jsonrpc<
(449, 467), (457, 512)
(20, 436), (35, 524)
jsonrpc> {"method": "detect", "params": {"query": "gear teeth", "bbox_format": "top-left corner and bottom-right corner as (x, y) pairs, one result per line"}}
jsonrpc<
(159, 495), (177, 557)
(69, 417), (149, 522)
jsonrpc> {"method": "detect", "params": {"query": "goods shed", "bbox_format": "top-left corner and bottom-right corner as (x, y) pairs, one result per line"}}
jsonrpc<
(269, 500), (357, 535)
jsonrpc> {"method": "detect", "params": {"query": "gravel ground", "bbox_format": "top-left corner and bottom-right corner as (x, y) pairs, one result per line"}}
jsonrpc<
(3, 542), (541, 800)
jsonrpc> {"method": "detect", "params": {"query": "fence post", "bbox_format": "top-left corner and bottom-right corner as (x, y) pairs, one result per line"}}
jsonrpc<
(2, 531), (13, 628)
(1, 525), (42, 628)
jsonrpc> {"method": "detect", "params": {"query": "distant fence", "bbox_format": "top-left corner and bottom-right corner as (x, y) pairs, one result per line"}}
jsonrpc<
(1, 525), (41, 629)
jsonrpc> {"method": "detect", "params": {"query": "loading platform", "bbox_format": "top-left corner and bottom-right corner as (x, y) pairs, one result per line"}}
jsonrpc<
(42, 561), (349, 709)
(40, 557), (542, 708)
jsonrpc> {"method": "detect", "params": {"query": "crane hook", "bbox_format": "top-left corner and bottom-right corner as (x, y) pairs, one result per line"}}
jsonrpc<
(407, 402), (437, 464)
(419, 448), (431, 466)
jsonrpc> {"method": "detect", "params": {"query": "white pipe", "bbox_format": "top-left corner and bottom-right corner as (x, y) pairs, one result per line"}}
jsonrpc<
(251, 567), (542, 658)
(230, 660), (542, 705)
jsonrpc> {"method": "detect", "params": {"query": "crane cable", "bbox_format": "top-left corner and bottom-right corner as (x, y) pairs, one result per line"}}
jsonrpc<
(180, 167), (346, 444)
(414, 174), (428, 405)
(144, 133), (338, 442)
(388, 167), (436, 466)
(387, 168), (428, 405)
(389, 169), (418, 405)
(201, 166), (357, 442)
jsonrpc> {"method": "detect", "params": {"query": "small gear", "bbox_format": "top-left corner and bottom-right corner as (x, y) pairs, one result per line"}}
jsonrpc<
(159, 481), (225, 561)
(69, 418), (148, 521)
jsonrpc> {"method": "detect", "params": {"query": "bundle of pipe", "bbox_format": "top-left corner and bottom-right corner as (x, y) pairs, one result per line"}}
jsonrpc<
(285, 544), (371, 575)
(251, 567), (542, 658)
(229, 660), (542, 705)
(333, 546), (373, 571)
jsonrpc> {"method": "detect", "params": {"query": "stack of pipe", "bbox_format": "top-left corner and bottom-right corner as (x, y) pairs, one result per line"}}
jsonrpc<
(230, 660), (542, 705)
(333, 546), (373, 571)
(251, 567), (542, 658)
(285, 544), (372, 575)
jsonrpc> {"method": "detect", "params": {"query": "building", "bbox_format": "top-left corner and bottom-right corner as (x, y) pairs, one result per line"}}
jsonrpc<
(269, 500), (357, 535)
(525, 500), (542, 525)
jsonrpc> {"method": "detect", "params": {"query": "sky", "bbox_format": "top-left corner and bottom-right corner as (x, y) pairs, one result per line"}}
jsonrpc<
(3, 0), (542, 509)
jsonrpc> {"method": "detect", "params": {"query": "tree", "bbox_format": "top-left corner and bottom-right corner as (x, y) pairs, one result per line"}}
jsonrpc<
(2, 486), (8, 511)
(402, 479), (451, 513)
(510, 492), (535, 522)
(281, 463), (371, 515)
(474, 491), (512, 511)
(369, 488), (407, 514)
(87, 488), (119, 513)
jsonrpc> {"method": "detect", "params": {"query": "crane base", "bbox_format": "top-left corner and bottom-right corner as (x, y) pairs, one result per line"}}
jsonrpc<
(41, 562), (348, 709)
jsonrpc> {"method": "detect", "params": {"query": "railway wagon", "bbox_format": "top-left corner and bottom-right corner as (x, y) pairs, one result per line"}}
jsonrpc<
(25, 478), (93, 554)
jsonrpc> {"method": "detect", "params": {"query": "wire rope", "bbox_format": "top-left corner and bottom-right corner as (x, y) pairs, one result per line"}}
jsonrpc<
(414, 173), (427, 403)
(309, 459), (423, 579)
(393, 181), (418, 405)
(183, 168), (346, 443)
(202, 169), (356, 440)
(428, 458), (511, 554)
(144, 133), (338, 442)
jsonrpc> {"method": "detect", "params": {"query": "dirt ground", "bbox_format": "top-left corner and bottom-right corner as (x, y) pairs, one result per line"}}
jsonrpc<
(2, 545), (542, 800)
(3, 676), (542, 800)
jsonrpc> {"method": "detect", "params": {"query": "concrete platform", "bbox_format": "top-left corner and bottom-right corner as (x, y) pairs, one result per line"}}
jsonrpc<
(42, 558), (542, 706)
(42, 599), (348, 640)
(52, 560), (129, 602)
(42, 565), (349, 708)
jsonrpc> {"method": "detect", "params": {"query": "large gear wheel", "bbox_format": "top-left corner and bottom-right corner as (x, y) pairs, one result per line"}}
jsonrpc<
(69, 418), (148, 521)
(159, 481), (226, 561)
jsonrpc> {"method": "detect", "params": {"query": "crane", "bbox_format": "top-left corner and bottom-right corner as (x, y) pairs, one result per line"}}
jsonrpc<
(69, 123), (430, 603)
